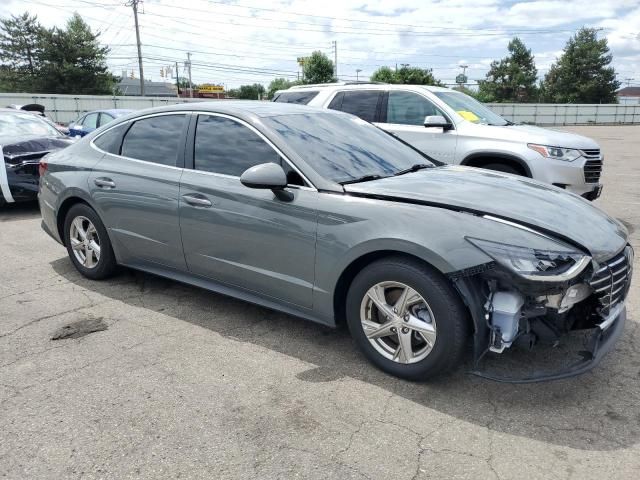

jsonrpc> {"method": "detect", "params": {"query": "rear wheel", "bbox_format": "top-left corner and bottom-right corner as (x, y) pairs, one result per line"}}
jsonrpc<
(482, 163), (522, 176)
(63, 204), (117, 280)
(345, 257), (469, 380)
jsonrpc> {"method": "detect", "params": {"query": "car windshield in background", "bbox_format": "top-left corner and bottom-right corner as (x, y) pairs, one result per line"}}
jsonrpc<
(433, 91), (508, 126)
(0, 112), (62, 138)
(265, 112), (434, 184)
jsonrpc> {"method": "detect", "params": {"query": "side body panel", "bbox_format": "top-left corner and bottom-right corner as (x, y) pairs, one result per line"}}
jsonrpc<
(179, 171), (319, 308)
(88, 154), (187, 270)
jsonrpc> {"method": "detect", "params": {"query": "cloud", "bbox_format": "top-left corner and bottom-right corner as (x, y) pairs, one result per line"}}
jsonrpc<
(0, 0), (637, 87)
(353, 4), (417, 17)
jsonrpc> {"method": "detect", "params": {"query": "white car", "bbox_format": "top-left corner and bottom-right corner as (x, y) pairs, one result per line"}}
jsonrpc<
(274, 83), (603, 200)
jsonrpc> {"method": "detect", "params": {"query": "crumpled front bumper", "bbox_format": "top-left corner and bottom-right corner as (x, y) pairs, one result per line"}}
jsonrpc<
(472, 304), (626, 383)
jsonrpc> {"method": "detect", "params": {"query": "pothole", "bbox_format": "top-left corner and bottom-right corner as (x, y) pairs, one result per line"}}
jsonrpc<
(51, 317), (108, 340)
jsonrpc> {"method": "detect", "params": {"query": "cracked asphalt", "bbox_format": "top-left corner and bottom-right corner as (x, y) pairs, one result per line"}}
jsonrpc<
(1, 125), (639, 479)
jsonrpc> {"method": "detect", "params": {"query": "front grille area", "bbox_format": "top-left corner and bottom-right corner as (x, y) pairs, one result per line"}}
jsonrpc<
(582, 149), (602, 184)
(589, 247), (633, 315)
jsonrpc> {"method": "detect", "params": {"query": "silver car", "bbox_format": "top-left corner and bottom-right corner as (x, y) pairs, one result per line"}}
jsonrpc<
(275, 83), (604, 200)
(39, 102), (632, 382)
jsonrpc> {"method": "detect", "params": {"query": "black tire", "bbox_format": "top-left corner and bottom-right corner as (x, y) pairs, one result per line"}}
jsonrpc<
(345, 256), (469, 380)
(482, 163), (523, 176)
(63, 203), (117, 280)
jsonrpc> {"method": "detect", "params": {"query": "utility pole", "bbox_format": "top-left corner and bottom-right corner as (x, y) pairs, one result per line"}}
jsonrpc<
(186, 52), (193, 98)
(332, 41), (338, 80)
(175, 61), (181, 96)
(624, 77), (634, 87)
(127, 0), (145, 96)
(356, 69), (362, 82)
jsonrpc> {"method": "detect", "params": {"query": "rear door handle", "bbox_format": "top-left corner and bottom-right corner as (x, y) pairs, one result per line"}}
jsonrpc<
(94, 177), (116, 188)
(182, 194), (213, 208)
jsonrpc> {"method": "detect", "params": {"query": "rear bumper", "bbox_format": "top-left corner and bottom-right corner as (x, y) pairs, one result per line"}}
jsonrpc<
(472, 304), (626, 383)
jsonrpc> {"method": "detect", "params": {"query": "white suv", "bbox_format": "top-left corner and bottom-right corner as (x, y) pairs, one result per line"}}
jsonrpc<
(274, 83), (603, 200)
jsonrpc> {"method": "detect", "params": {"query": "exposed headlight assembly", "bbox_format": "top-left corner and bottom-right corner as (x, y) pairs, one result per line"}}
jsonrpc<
(527, 144), (582, 162)
(466, 238), (591, 281)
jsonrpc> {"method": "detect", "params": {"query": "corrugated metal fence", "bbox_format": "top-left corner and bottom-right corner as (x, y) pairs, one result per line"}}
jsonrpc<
(487, 103), (640, 125)
(1, 93), (639, 126)
(0, 93), (205, 123)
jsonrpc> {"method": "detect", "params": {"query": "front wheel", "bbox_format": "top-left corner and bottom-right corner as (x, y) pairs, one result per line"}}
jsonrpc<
(63, 203), (117, 280)
(346, 257), (469, 380)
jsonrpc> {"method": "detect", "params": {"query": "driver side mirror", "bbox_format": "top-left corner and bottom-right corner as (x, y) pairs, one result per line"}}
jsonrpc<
(240, 163), (287, 190)
(424, 115), (452, 130)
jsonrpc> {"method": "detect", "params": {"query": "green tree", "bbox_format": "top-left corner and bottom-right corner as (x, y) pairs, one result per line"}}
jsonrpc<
(267, 77), (299, 99)
(370, 66), (395, 83)
(542, 28), (619, 103)
(0, 13), (45, 91)
(235, 83), (266, 99)
(302, 51), (335, 84)
(477, 37), (538, 102)
(370, 65), (442, 86)
(37, 13), (115, 94)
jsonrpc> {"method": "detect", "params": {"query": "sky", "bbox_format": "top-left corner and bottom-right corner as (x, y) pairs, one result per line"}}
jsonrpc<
(2, 0), (639, 90)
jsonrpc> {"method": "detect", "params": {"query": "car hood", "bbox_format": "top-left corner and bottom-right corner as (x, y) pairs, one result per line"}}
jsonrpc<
(0, 135), (73, 161)
(471, 124), (600, 150)
(343, 165), (627, 261)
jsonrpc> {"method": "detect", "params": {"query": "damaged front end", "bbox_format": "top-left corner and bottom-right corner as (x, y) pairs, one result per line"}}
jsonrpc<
(452, 235), (634, 383)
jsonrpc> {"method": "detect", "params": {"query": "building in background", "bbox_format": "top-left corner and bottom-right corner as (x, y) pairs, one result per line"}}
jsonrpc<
(178, 84), (226, 99)
(117, 71), (178, 97)
(617, 87), (640, 105)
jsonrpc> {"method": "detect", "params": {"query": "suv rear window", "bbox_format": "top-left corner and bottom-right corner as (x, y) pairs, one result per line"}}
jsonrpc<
(273, 91), (319, 104)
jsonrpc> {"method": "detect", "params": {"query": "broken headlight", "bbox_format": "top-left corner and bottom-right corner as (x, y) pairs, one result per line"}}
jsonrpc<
(466, 238), (591, 281)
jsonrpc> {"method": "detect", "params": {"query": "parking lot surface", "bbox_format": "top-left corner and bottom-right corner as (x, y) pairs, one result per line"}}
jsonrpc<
(1, 125), (639, 479)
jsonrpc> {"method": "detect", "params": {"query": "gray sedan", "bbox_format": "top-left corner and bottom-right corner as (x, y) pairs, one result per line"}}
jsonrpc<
(39, 102), (632, 382)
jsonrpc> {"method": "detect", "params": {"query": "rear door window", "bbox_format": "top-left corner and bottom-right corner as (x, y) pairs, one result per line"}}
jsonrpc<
(121, 114), (186, 167)
(328, 91), (381, 122)
(273, 91), (319, 104)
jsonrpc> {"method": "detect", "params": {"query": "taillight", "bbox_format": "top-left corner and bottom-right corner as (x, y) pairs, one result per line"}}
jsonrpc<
(38, 159), (48, 177)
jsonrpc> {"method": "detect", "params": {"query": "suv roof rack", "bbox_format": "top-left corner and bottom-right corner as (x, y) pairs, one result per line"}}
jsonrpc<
(289, 81), (388, 89)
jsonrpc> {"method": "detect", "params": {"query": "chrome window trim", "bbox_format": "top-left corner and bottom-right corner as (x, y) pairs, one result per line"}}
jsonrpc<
(192, 111), (317, 191)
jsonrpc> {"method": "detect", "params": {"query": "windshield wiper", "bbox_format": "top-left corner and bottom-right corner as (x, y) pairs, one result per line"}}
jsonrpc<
(393, 163), (432, 176)
(339, 174), (386, 185)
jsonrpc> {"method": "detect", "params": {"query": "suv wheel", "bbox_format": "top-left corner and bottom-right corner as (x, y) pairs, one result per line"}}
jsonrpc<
(345, 257), (469, 380)
(63, 203), (117, 280)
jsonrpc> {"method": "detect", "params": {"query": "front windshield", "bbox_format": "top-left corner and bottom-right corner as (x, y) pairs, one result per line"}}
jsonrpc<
(0, 112), (62, 137)
(264, 112), (434, 184)
(434, 91), (508, 126)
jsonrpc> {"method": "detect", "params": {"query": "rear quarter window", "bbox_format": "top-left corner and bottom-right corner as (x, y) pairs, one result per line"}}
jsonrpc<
(92, 123), (128, 155)
(273, 91), (319, 104)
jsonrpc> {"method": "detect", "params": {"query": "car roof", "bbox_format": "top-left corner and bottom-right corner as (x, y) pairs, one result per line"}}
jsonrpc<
(119, 100), (329, 119)
(282, 83), (453, 93)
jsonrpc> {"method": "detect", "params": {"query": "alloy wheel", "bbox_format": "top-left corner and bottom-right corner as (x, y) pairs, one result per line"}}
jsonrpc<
(359, 281), (437, 364)
(69, 216), (101, 269)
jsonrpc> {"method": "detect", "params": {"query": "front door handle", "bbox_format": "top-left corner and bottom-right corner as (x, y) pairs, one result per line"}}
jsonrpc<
(94, 177), (116, 188)
(182, 194), (213, 208)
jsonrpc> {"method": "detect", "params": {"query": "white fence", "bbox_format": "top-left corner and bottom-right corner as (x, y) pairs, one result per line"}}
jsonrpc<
(0, 93), (205, 124)
(2, 92), (640, 126)
(487, 103), (640, 125)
